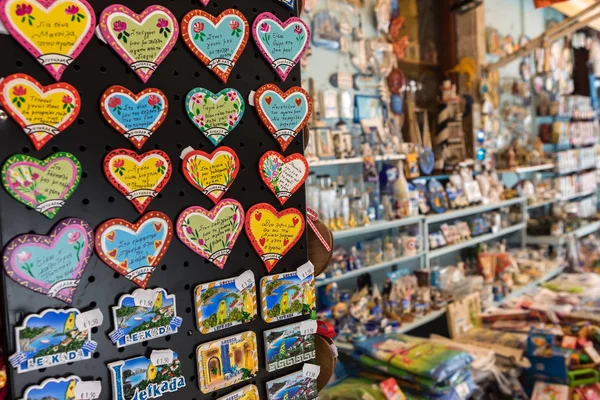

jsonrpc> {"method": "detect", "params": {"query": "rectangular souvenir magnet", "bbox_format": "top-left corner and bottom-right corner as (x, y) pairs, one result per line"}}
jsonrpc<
(265, 366), (319, 400)
(217, 384), (260, 400)
(264, 320), (316, 372)
(19, 375), (101, 400)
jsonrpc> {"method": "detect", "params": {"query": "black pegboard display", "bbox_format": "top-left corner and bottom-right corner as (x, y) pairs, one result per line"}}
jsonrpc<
(0, 0), (309, 399)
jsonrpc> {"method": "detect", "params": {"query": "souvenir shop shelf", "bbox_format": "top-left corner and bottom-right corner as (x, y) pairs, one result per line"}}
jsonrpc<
(490, 266), (566, 308)
(333, 215), (423, 240)
(309, 154), (405, 168)
(427, 223), (526, 259)
(496, 163), (555, 175)
(526, 220), (600, 246)
(526, 190), (598, 210)
(526, 198), (561, 210)
(315, 253), (423, 287)
(425, 197), (526, 224)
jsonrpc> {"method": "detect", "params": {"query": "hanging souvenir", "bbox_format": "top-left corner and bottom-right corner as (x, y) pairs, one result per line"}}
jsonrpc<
(20, 376), (102, 400)
(414, 182), (430, 214)
(109, 351), (185, 400)
(306, 208), (333, 276)
(311, 10), (340, 50)
(0, 0), (96, 81)
(387, 68), (405, 94)
(196, 331), (258, 393)
(245, 203), (305, 272)
(176, 199), (244, 269)
(2, 152), (82, 219)
(94, 211), (173, 288)
(185, 88), (244, 146)
(321, 89), (339, 120)
(259, 151), (309, 206)
(194, 270), (257, 334)
(100, 86), (168, 150)
(9, 308), (99, 373)
(252, 12), (310, 81)
(99, 5), (179, 83)
(260, 261), (316, 323)
(181, 9), (249, 83)
(103, 149), (172, 214)
(264, 320), (316, 372)
(217, 385), (260, 400)
(254, 84), (312, 152)
(2, 218), (93, 304)
(181, 146), (240, 203)
(419, 111), (435, 175)
(427, 179), (448, 214)
(0, 73), (80, 151)
(265, 366), (319, 400)
(109, 288), (182, 347)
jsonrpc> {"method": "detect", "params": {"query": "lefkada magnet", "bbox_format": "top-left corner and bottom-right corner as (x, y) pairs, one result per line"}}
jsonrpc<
(254, 84), (312, 151)
(265, 365), (319, 400)
(9, 308), (99, 373)
(0, 73), (80, 150)
(217, 385), (259, 400)
(260, 262), (315, 323)
(264, 320), (316, 372)
(108, 350), (185, 400)
(195, 270), (257, 334)
(181, 146), (239, 204)
(94, 211), (173, 288)
(259, 151), (309, 206)
(185, 88), (244, 146)
(109, 288), (182, 347)
(19, 376), (102, 400)
(103, 149), (172, 214)
(0, 0), (96, 81)
(2, 218), (93, 304)
(196, 331), (258, 393)
(181, 9), (249, 83)
(245, 203), (305, 272)
(1, 152), (82, 219)
(100, 85), (168, 150)
(252, 13), (310, 81)
(99, 5), (179, 83)
(176, 199), (244, 269)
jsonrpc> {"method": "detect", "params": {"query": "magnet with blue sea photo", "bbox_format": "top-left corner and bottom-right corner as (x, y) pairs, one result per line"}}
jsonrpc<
(19, 376), (101, 400)
(264, 319), (316, 372)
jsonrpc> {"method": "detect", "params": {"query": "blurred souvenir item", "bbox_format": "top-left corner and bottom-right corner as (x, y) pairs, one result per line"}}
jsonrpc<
(330, 72), (354, 90)
(427, 179), (448, 213)
(316, 128), (334, 157)
(391, 94), (404, 115)
(322, 89), (340, 120)
(312, 10), (341, 50)
(375, 0), (391, 33)
(387, 68), (406, 94)
(339, 91), (354, 120)
(354, 95), (382, 122)
(419, 111), (435, 175)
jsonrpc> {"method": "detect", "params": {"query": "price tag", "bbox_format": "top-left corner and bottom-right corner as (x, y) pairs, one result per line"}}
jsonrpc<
(134, 289), (159, 307)
(75, 309), (103, 331)
(235, 270), (255, 292)
(94, 25), (106, 44)
(150, 350), (174, 366)
(296, 261), (314, 281)
(0, 20), (8, 35)
(74, 381), (102, 400)
(330, 343), (338, 358)
(302, 363), (320, 379)
(299, 320), (317, 336)
(180, 146), (194, 160)
(248, 91), (256, 106)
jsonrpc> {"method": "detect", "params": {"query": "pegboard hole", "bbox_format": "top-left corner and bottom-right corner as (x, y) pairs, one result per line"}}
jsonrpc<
(73, 64), (81, 71)
(194, 71), (200, 78)
(183, 261), (189, 267)
(255, 75), (261, 80)
(22, 146), (30, 153)
(108, 196), (115, 203)
(187, 330), (193, 336)
(142, 341), (148, 347)
(252, 7), (258, 13)
(160, 264), (167, 271)
(254, 52), (260, 59)
(82, 172), (88, 178)
(78, 118), (84, 125)
(245, 252), (250, 258)
(184, 284), (191, 290)
(118, 348), (124, 353)
(125, 68), (131, 75)
(157, 193), (163, 199)
(79, 145), (86, 152)
(239, 142), (245, 147)
(295, 140), (300, 146)
(173, 70), (179, 76)
(179, 191), (185, 197)
(236, 74), (242, 80)
(241, 164), (246, 170)
(185, 307), (192, 314)
(16, 60), (23, 67)
(51, 145), (60, 152)
(105, 145), (112, 151)
(154, 144), (161, 149)
(88, 276), (95, 283)
(292, 77), (297, 82)
(300, 244), (305, 249)
(93, 352), (100, 359)
(91, 327), (98, 334)
(100, 66), (107, 73)
(90, 301), (97, 308)
(260, 185), (265, 191)
(190, 376), (196, 382)
(242, 187), (247, 192)
(198, 143), (205, 149)
(177, 143), (183, 149)
(212, 2), (217, 7)
(165, 335), (171, 342)
(204, 260), (209, 265)
(188, 352), (194, 359)
(259, 141), (264, 147)
(113, 272), (120, 279)
(27, 230), (36, 234)
(176, 119), (182, 125)
(82, 198), (90, 205)
(174, 94), (180, 101)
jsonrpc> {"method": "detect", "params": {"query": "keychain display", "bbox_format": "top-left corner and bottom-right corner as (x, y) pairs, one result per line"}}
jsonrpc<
(196, 331), (258, 393)
(259, 151), (309, 206)
(19, 376), (101, 400)
(252, 12), (310, 81)
(0, 0), (96, 80)
(185, 88), (245, 146)
(264, 320), (316, 372)
(181, 9), (249, 83)
(100, 86), (168, 150)
(2, 218), (92, 304)
(0, 73), (80, 151)
(9, 308), (98, 373)
(99, 5), (179, 83)
(194, 271), (257, 334)
(103, 149), (172, 214)
(1, 152), (82, 219)
(109, 288), (182, 347)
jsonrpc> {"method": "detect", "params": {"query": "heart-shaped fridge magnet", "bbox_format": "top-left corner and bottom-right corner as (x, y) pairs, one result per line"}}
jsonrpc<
(245, 203), (305, 272)
(181, 9), (249, 83)
(0, 73), (80, 150)
(181, 146), (239, 204)
(99, 4), (179, 83)
(95, 211), (173, 288)
(1, 152), (82, 219)
(176, 199), (244, 269)
(104, 149), (172, 213)
(2, 218), (93, 304)
(0, 0), (96, 81)
(100, 85), (168, 150)
(185, 88), (244, 146)
(252, 12), (310, 81)
(259, 151), (308, 206)
(254, 84), (312, 151)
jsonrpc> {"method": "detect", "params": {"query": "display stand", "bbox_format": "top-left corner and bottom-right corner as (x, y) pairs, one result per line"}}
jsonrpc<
(0, 1), (308, 399)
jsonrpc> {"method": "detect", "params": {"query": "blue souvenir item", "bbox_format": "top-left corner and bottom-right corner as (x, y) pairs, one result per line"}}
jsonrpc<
(266, 367), (319, 400)
(19, 376), (101, 400)
(414, 182), (430, 214)
(391, 93), (404, 115)
(427, 179), (448, 214)
(276, 0), (295, 10)
(264, 320), (316, 372)
(109, 288), (182, 347)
